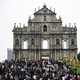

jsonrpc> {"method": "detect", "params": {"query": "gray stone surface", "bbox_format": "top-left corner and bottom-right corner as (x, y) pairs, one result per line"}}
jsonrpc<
(13, 5), (77, 61)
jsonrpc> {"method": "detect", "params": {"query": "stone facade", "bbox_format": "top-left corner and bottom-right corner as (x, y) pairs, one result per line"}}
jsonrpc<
(13, 5), (77, 61)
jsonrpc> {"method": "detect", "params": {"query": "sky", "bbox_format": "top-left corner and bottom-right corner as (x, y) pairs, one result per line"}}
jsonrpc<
(0, 0), (80, 62)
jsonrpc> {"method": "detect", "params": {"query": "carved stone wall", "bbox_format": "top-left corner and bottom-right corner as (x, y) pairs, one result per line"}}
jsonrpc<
(13, 5), (77, 61)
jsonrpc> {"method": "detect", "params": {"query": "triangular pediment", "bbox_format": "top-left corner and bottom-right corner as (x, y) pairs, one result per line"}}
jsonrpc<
(34, 5), (56, 15)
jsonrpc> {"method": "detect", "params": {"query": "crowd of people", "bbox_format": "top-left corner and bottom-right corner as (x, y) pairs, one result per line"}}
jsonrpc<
(0, 59), (80, 80)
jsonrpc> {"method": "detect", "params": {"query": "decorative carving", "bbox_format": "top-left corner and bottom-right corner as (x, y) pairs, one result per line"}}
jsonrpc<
(13, 5), (77, 61)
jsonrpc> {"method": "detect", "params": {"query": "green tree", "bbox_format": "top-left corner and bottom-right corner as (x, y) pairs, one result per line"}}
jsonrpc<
(77, 52), (80, 61)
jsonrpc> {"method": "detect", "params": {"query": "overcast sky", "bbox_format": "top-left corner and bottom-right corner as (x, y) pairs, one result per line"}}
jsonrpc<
(0, 0), (80, 62)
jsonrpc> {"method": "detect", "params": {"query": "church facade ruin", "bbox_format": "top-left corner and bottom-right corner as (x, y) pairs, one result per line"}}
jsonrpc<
(13, 5), (77, 61)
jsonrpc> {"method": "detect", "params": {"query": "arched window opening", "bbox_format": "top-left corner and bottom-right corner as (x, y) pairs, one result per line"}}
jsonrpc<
(22, 40), (28, 49)
(56, 39), (60, 45)
(15, 39), (19, 47)
(43, 25), (47, 32)
(71, 39), (74, 45)
(42, 40), (49, 49)
(44, 16), (46, 21)
(31, 38), (34, 45)
(62, 40), (68, 49)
